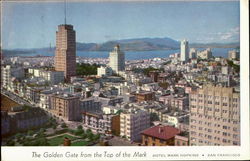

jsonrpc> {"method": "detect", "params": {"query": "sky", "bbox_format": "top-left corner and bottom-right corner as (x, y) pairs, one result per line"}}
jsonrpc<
(2, 1), (240, 49)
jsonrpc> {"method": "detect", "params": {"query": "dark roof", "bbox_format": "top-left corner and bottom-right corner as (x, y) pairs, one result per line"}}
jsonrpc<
(141, 125), (181, 140)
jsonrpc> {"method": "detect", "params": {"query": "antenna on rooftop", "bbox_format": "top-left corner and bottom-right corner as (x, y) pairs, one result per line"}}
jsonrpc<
(64, 0), (67, 25)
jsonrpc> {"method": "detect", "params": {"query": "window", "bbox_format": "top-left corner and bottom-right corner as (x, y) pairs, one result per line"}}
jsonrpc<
(215, 102), (220, 105)
(233, 127), (238, 132)
(233, 98), (238, 102)
(215, 108), (220, 112)
(222, 103), (228, 106)
(208, 101), (213, 104)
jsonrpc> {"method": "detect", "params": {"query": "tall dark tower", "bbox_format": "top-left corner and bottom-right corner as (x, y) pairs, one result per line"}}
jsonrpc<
(54, 0), (76, 81)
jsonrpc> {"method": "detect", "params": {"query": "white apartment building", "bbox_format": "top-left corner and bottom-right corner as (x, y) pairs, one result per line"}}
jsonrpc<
(120, 109), (150, 142)
(197, 48), (213, 59)
(28, 68), (64, 85)
(228, 50), (239, 60)
(97, 66), (112, 77)
(109, 45), (125, 74)
(189, 85), (240, 146)
(2, 65), (25, 89)
(189, 48), (197, 59)
(180, 40), (189, 62)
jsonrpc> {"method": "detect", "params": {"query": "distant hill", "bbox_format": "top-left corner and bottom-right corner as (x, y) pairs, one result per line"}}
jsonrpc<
(75, 37), (180, 51)
(2, 37), (240, 56)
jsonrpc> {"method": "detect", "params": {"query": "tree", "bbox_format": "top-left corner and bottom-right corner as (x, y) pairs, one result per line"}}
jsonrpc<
(143, 66), (158, 76)
(76, 63), (100, 76)
(27, 130), (34, 136)
(86, 129), (92, 134)
(77, 125), (83, 130)
(32, 137), (49, 146)
(88, 133), (94, 141)
(75, 129), (84, 136)
(15, 133), (22, 140)
(40, 128), (45, 133)
(61, 123), (67, 128)
(150, 113), (160, 122)
(94, 134), (101, 141)
(6, 140), (15, 146)
(81, 133), (87, 139)
(52, 125), (57, 129)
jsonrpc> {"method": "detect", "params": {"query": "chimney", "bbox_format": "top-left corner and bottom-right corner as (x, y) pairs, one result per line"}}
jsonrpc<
(159, 125), (164, 133)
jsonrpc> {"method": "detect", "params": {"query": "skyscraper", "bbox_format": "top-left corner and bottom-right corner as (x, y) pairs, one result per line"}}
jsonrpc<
(189, 85), (240, 146)
(180, 39), (189, 62)
(109, 45), (125, 73)
(55, 24), (76, 81)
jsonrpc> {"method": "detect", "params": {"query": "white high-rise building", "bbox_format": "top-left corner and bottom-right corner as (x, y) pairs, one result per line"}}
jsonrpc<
(189, 48), (197, 59)
(109, 45), (125, 74)
(180, 39), (189, 62)
(189, 85), (240, 146)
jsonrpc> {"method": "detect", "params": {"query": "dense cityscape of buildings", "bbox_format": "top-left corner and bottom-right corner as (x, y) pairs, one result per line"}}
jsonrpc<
(1, 23), (241, 146)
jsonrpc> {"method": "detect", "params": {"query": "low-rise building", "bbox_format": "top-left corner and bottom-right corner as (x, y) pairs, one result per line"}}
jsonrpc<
(50, 93), (81, 121)
(134, 91), (155, 102)
(97, 66), (112, 77)
(1, 106), (48, 135)
(141, 125), (181, 146)
(79, 97), (101, 113)
(159, 95), (189, 111)
(82, 111), (120, 134)
(197, 48), (212, 59)
(228, 50), (239, 60)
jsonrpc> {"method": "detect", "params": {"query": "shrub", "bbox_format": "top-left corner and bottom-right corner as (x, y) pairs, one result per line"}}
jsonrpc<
(61, 123), (67, 128)
(27, 130), (34, 136)
(75, 129), (84, 136)
(54, 129), (68, 135)
(52, 125), (57, 129)
(77, 125), (83, 130)
(86, 129), (92, 134)
(6, 140), (15, 146)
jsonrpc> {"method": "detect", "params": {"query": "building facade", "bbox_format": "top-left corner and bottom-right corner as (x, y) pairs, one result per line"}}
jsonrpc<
(109, 45), (125, 73)
(97, 66), (112, 77)
(134, 91), (155, 102)
(159, 95), (189, 111)
(55, 24), (76, 81)
(189, 85), (240, 146)
(120, 109), (150, 142)
(50, 93), (80, 121)
(228, 50), (240, 60)
(197, 48), (212, 60)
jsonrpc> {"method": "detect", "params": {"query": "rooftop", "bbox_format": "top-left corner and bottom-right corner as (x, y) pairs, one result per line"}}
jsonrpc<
(141, 125), (181, 140)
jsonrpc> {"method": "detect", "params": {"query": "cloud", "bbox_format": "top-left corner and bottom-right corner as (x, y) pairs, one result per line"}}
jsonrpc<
(199, 26), (240, 43)
(219, 26), (239, 41)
